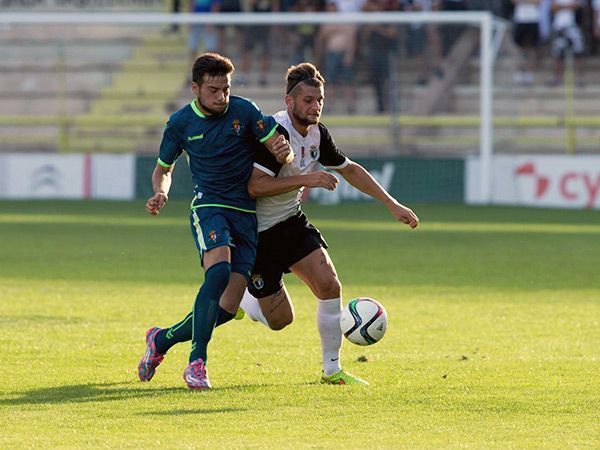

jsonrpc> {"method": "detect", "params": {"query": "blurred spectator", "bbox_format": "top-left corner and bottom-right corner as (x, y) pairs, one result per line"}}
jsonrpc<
(595, 0), (600, 38)
(500, 0), (516, 18)
(279, 0), (295, 10)
(440, 0), (468, 54)
(188, 0), (220, 70)
(549, 0), (585, 86)
(165, 0), (182, 33)
(218, 0), (244, 63)
(590, 0), (600, 51)
(539, 0), (554, 41)
(220, 0), (243, 13)
(290, 0), (326, 64)
(403, 0), (444, 85)
(441, 1), (468, 12)
(469, 0), (499, 10)
(239, 0), (280, 86)
(362, 0), (400, 112)
(315, 1), (358, 113)
(580, 0), (595, 53)
(329, 0), (367, 12)
(511, 0), (542, 85)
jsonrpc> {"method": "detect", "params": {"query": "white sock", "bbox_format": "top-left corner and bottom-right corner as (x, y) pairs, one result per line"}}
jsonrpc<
(317, 297), (342, 376)
(240, 289), (271, 329)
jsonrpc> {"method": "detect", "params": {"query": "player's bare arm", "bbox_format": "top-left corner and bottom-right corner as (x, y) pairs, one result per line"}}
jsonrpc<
(336, 161), (419, 228)
(145, 163), (174, 216)
(248, 167), (338, 199)
(263, 132), (295, 164)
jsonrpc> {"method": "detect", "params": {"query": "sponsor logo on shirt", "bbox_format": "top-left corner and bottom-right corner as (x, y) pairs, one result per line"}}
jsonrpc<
(187, 134), (204, 141)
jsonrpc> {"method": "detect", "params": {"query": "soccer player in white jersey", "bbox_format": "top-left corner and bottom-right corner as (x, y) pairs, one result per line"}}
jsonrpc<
(240, 63), (419, 385)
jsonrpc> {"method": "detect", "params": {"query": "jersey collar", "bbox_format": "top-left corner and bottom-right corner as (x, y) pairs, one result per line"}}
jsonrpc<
(191, 100), (229, 119)
(283, 110), (311, 140)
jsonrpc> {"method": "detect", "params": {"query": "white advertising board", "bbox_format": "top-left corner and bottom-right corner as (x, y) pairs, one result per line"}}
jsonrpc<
(91, 154), (135, 200)
(466, 155), (600, 209)
(1, 153), (135, 200)
(0, 154), (7, 198)
(3, 154), (85, 199)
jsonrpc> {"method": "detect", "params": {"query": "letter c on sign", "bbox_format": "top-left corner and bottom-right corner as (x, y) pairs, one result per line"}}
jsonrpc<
(560, 172), (578, 200)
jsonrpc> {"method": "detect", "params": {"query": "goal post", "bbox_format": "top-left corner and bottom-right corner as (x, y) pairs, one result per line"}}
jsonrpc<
(0, 11), (498, 203)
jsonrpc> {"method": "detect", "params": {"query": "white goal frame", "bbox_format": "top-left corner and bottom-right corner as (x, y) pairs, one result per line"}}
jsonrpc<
(1, 11), (497, 203)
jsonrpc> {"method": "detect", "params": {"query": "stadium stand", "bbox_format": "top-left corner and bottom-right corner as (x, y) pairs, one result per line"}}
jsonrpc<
(2, 9), (600, 157)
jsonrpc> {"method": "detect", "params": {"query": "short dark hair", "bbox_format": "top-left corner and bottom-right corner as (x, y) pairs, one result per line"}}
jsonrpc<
(285, 63), (325, 95)
(192, 52), (235, 84)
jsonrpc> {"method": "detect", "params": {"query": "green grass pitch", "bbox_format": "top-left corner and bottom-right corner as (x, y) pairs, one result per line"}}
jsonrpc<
(1, 200), (598, 448)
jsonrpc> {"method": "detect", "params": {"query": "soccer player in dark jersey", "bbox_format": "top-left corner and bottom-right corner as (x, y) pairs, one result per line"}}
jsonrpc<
(137, 52), (293, 389)
(239, 62), (419, 385)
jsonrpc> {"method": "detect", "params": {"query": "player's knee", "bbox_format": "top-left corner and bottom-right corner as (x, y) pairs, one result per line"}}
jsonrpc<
(315, 277), (341, 300)
(206, 261), (231, 292)
(267, 311), (294, 331)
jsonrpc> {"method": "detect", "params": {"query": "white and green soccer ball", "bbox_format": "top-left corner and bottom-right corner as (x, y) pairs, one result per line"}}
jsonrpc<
(340, 297), (388, 346)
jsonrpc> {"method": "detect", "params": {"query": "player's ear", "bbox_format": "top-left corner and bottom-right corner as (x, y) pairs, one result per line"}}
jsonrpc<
(191, 81), (200, 98)
(285, 94), (293, 109)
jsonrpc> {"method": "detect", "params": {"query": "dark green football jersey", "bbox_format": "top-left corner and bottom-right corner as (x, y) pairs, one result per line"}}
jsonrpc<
(158, 96), (277, 211)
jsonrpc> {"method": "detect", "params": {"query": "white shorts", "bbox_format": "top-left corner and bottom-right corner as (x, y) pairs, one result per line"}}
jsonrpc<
(551, 25), (585, 57)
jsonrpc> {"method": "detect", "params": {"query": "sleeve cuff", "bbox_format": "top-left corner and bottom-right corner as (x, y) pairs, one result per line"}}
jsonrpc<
(259, 124), (278, 143)
(253, 162), (276, 177)
(324, 158), (350, 170)
(157, 158), (172, 168)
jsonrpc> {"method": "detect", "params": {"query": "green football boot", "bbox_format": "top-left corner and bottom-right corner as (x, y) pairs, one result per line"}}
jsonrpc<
(321, 369), (369, 385)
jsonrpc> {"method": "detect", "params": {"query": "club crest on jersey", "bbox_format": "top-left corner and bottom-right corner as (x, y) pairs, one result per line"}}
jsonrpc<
(251, 274), (264, 290)
(232, 119), (241, 135)
(208, 230), (218, 242)
(256, 119), (266, 132)
(309, 145), (319, 160)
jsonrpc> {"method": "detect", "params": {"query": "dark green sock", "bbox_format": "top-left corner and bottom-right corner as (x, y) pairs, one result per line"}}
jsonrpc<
(190, 262), (231, 363)
(155, 307), (237, 354)
(155, 312), (192, 354)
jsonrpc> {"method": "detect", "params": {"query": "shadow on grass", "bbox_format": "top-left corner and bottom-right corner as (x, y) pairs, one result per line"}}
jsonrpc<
(0, 380), (313, 406)
(0, 382), (181, 406)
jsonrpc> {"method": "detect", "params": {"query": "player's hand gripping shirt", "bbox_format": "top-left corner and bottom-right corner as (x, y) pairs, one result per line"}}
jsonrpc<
(158, 96), (277, 212)
(253, 110), (349, 231)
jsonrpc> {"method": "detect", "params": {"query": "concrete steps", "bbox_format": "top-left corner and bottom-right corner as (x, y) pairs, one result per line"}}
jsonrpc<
(65, 33), (187, 152)
(453, 85), (600, 115)
(2, 20), (600, 156)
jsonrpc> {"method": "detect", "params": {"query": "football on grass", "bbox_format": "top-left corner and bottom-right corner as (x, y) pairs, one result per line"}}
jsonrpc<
(340, 297), (387, 346)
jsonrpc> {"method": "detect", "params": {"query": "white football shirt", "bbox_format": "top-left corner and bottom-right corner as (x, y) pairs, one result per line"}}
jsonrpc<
(552, 0), (578, 30)
(253, 110), (349, 232)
